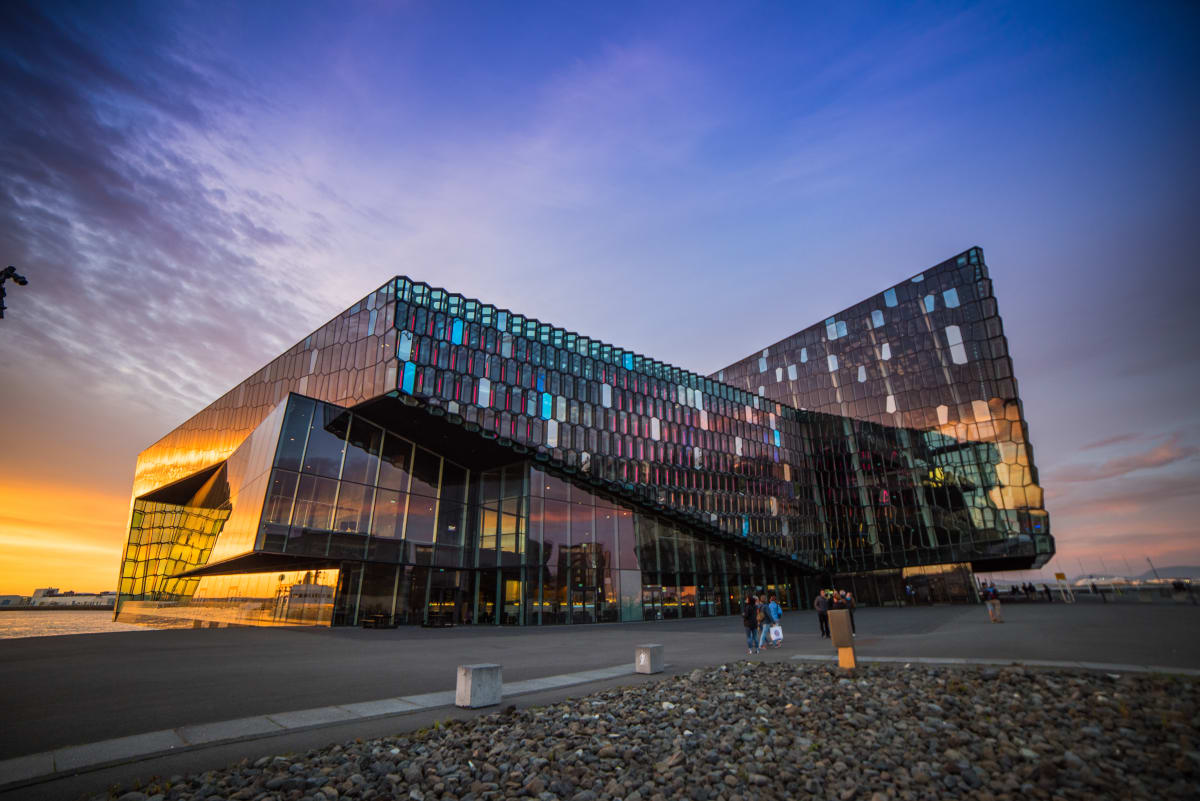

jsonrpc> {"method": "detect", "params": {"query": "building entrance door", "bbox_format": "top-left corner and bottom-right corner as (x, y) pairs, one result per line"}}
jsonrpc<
(642, 583), (662, 620)
(571, 586), (597, 623)
(332, 563), (362, 626)
(429, 569), (468, 626)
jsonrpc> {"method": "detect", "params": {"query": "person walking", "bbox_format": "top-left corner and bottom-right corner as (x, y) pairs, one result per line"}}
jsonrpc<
(814, 590), (830, 638)
(985, 583), (1004, 622)
(842, 590), (856, 636)
(742, 592), (760, 654)
(743, 592), (763, 654)
(767, 593), (783, 648)
(755, 594), (773, 650)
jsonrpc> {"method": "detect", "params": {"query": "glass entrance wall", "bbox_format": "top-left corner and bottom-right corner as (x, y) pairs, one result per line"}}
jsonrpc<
(117, 568), (338, 628)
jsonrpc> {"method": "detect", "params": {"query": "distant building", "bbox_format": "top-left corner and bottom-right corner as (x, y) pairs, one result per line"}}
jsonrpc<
(0, 595), (29, 607)
(29, 588), (116, 607)
(117, 247), (1053, 628)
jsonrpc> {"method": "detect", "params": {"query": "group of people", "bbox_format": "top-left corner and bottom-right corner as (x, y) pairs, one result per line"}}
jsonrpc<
(979, 579), (1055, 603)
(740, 592), (783, 654)
(812, 588), (855, 638)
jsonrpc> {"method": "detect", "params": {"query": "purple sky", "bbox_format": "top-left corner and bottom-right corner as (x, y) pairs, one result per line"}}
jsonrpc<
(1, 1), (1197, 593)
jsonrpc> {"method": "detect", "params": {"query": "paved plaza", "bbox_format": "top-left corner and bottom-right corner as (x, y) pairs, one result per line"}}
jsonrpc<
(2, 602), (1197, 798)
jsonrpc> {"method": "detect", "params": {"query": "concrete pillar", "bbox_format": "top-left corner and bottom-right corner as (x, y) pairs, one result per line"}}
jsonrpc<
(635, 643), (664, 674)
(456, 663), (502, 708)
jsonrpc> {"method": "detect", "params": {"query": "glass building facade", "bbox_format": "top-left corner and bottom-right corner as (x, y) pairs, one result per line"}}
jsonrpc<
(117, 247), (1053, 627)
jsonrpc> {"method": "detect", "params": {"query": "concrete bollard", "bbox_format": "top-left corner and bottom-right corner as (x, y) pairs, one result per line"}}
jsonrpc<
(635, 643), (664, 674)
(828, 609), (856, 669)
(456, 663), (502, 708)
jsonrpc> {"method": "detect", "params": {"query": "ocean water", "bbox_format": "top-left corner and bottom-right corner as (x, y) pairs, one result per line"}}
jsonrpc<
(0, 610), (159, 639)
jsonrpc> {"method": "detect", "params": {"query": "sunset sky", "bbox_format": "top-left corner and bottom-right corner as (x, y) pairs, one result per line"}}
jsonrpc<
(1, 1), (1197, 594)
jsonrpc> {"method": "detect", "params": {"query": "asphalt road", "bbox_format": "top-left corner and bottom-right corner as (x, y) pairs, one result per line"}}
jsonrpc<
(3, 602), (1197, 761)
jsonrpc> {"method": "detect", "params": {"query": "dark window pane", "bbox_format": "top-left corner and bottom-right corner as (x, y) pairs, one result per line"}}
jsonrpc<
(594, 505), (616, 572)
(405, 495), (438, 544)
(616, 506), (637, 570)
(441, 461), (468, 505)
(275, 396), (315, 471)
(438, 501), (466, 547)
(371, 489), (406, 540)
(334, 482), (373, 534)
(378, 433), (412, 491)
(410, 448), (441, 497)
(263, 469), (298, 525)
(303, 405), (350, 478)
(342, 417), (382, 484)
(293, 474), (338, 530)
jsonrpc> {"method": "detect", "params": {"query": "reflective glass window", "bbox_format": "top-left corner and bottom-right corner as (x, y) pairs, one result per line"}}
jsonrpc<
(884, 287), (898, 307)
(275, 396), (315, 471)
(440, 461), (468, 505)
(405, 495), (437, 543)
(943, 288), (960, 308)
(341, 417), (382, 485)
(293, 474), (338, 530)
(410, 448), (441, 497)
(263, 470), (299, 524)
(378, 433), (412, 491)
(303, 406), (350, 478)
(371, 489), (406, 539)
(334, 482), (373, 533)
(945, 325), (968, 364)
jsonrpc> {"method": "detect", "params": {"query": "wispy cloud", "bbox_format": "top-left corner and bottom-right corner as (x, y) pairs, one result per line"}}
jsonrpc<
(1050, 433), (1198, 483)
(0, 2), (330, 419)
(1080, 433), (1143, 451)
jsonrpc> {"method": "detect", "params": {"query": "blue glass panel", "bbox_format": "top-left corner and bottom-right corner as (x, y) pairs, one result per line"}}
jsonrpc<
(401, 361), (416, 394)
(623, 353), (633, 370)
(884, 287), (898, 307)
(541, 392), (553, 420)
(773, 430), (781, 447)
(451, 318), (463, 344)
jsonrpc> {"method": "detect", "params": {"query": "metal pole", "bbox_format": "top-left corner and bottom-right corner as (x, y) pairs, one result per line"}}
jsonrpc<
(1146, 556), (1161, 580)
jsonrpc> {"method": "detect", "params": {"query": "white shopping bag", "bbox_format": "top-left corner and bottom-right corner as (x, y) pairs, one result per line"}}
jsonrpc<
(769, 624), (783, 642)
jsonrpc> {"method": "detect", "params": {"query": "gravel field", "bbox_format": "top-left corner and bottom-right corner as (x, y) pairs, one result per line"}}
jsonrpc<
(96, 662), (1199, 801)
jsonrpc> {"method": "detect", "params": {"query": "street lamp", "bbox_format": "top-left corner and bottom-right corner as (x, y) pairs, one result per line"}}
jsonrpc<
(0, 266), (29, 319)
